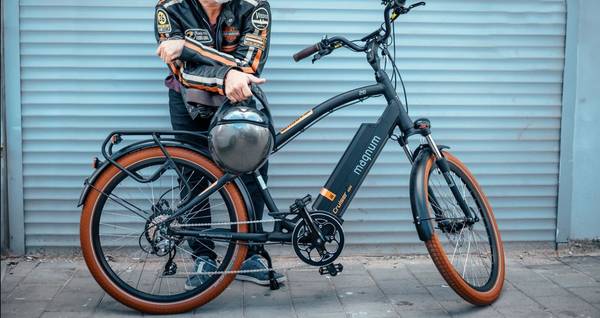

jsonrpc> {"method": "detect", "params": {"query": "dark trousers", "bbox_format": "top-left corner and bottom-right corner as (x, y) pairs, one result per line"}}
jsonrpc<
(169, 89), (267, 259)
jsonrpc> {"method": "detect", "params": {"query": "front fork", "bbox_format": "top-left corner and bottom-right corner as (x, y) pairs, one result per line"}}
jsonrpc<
(399, 119), (479, 223)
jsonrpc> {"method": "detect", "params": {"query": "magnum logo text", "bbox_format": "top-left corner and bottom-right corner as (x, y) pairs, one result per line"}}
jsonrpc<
(353, 135), (382, 175)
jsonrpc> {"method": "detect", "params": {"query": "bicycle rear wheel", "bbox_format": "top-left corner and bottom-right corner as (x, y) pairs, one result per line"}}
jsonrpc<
(417, 151), (505, 305)
(80, 147), (248, 314)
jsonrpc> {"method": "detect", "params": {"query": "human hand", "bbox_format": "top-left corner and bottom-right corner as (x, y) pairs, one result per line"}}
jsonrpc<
(156, 40), (185, 63)
(224, 70), (267, 102)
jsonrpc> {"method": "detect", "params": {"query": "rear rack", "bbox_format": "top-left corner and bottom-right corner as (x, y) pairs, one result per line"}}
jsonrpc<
(100, 130), (209, 185)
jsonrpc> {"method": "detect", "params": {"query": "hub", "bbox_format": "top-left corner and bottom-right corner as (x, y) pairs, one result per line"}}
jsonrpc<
(144, 199), (181, 257)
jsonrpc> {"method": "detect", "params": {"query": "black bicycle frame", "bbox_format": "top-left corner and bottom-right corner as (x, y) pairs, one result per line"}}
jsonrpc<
(166, 41), (420, 237)
(77, 0), (479, 250)
(276, 80), (403, 218)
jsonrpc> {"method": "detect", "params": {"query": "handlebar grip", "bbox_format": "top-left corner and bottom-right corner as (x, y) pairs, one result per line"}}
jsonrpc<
(293, 43), (320, 62)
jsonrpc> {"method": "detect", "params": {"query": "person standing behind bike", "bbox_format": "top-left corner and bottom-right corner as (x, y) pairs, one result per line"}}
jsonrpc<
(154, 0), (285, 289)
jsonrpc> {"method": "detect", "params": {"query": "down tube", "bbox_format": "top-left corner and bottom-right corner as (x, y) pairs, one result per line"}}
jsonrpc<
(313, 103), (400, 218)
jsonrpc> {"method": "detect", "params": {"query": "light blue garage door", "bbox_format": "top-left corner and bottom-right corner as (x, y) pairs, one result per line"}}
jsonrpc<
(18, 0), (565, 250)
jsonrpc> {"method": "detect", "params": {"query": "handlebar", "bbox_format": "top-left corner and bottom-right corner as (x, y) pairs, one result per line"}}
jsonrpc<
(292, 0), (425, 62)
(293, 43), (321, 62)
(293, 36), (367, 62)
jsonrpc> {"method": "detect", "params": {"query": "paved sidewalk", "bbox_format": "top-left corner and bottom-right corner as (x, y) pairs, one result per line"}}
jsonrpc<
(1, 250), (599, 318)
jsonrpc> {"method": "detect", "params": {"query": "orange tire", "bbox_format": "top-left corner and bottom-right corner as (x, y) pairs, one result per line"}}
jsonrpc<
(422, 151), (505, 305)
(80, 147), (248, 314)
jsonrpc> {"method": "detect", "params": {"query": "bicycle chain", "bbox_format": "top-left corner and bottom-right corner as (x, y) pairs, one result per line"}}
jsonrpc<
(169, 218), (281, 228)
(166, 218), (318, 276)
(169, 262), (316, 276)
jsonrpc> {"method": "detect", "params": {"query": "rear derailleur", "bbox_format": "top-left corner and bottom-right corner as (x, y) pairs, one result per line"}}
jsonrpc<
(143, 199), (183, 276)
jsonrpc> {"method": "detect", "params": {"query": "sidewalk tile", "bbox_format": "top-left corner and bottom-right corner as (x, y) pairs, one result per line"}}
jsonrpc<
(387, 293), (444, 312)
(41, 312), (92, 318)
(509, 279), (571, 297)
(297, 312), (345, 318)
(6, 283), (63, 302)
(2, 254), (599, 318)
(535, 295), (600, 318)
(21, 269), (75, 285)
(399, 309), (450, 318)
(292, 294), (344, 316)
(93, 295), (142, 317)
(568, 286), (600, 305)
(45, 289), (104, 313)
(1, 300), (48, 318)
(438, 300), (504, 317)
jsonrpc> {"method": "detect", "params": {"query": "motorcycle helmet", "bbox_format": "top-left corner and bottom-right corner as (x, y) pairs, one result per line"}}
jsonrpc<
(209, 105), (274, 174)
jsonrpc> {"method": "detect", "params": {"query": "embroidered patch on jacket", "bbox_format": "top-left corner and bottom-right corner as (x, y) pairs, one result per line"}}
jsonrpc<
(156, 9), (172, 33)
(223, 26), (240, 43)
(251, 7), (270, 30)
(242, 34), (265, 50)
(185, 29), (213, 44)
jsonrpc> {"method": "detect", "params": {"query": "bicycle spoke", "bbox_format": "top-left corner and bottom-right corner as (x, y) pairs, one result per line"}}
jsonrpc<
(93, 157), (240, 300)
(99, 190), (149, 220)
(429, 165), (494, 289)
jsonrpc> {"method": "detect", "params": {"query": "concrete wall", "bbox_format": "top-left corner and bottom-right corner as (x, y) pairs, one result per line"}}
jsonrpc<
(568, 0), (600, 239)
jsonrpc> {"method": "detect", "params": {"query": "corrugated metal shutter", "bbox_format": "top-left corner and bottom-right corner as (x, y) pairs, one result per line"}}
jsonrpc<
(20, 0), (565, 249)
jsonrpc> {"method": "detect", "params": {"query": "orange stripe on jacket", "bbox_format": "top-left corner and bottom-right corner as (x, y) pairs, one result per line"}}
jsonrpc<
(168, 63), (180, 77)
(184, 42), (237, 67)
(182, 79), (224, 95)
(179, 66), (224, 95)
(249, 29), (268, 73)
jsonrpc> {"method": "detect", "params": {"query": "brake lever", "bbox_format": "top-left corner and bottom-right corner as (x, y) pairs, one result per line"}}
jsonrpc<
(312, 48), (333, 64)
(398, 1), (425, 14)
(312, 38), (335, 64)
(311, 53), (322, 64)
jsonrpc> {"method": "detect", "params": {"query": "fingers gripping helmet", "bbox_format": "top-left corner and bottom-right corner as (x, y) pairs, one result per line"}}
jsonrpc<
(209, 105), (274, 174)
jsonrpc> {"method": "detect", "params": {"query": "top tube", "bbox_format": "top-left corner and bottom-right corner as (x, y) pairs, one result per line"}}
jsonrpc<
(273, 83), (386, 151)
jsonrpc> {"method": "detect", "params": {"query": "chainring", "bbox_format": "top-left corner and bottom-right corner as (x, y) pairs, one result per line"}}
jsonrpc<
(292, 212), (345, 266)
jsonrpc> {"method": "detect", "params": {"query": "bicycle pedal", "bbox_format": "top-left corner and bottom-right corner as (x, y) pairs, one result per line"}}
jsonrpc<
(318, 263), (343, 277)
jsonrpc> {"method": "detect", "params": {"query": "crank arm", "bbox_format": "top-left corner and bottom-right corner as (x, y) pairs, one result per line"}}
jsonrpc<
(294, 197), (328, 243)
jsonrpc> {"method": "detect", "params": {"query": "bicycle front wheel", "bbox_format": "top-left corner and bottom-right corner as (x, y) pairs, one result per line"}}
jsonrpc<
(417, 150), (505, 305)
(80, 146), (248, 314)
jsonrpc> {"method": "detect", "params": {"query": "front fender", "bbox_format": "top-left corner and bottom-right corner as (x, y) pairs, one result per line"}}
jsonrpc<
(409, 145), (449, 241)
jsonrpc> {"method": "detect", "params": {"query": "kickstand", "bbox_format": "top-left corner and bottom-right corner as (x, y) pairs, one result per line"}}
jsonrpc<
(257, 247), (280, 290)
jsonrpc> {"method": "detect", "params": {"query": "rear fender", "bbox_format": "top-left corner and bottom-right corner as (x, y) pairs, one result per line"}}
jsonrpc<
(77, 142), (258, 232)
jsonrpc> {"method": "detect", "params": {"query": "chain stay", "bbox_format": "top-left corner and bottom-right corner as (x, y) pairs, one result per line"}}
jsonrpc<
(166, 218), (296, 275)
(163, 210), (332, 276)
(169, 219), (280, 228)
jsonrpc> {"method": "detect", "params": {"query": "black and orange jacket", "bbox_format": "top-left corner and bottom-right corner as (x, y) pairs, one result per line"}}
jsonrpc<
(154, 0), (271, 96)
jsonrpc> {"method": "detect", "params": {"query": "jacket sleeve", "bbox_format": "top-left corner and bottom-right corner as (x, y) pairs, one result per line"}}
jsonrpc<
(180, 0), (272, 87)
(155, 4), (232, 95)
(154, 4), (183, 42)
